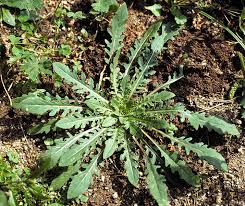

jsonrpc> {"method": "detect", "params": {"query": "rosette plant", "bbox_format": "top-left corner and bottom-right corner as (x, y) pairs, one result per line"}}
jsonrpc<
(13, 3), (240, 205)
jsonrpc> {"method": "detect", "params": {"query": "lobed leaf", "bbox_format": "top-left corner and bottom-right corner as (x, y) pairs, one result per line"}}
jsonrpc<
(122, 21), (162, 78)
(106, 3), (128, 93)
(120, 138), (139, 186)
(145, 157), (169, 206)
(36, 129), (96, 173)
(67, 154), (100, 199)
(128, 23), (180, 98)
(178, 136), (228, 171)
(139, 91), (175, 107)
(28, 119), (58, 135)
(142, 130), (200, 186)
(105, 3), (127, 62)
(53, 62), (108, 103)
(59, 129), (107, 167)
(182, 112), (240, 137)
(164, 134), (228, 172)
(12, 90), (82, 116)
(56, 115), (104, 129)
(50, 161), (81, 190)
(103, 129), (122, 159)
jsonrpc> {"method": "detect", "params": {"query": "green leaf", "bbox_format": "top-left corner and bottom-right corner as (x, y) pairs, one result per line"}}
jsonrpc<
(2, 8), (15, 26)
(51, 162), (81, 190)
(91, 0), (118, 13)
(241, 97), (245, 108)
(120, 139), (139, 186)
(151, 23), (181, 52)
(102, 116), (117, 127)
(0, 0), (43, 10)
(59, 129), (106, 166)
(28, 119), (58, 135)
(67, 154), (99, 199)
(106, 3), (128, 93)
(128, 23), (180, 98)
(242, 97), (245, 119)
(0, 191), (8, 206)
(142, 130), (200, 186)
(180, 136), (228, 171)
(140, 91), (175, 107)
(105, 3), (127, 61)
(36, 129), (96, 173)
(145, 4), (162, 17)
(12, 90), (83, 116)
(103, 128), (121, 159)
(59, 44), (71, 57)
(8, 35), (21, 45)
(122, 21), (162, 78)
(53, 62), (108, 103)
(7, 150), (19, 164)
(171, 7), (187, 25)
(168, 134), (228, 172)
(7, 192), (16, 206)
(145, 158), (168, 206)
(128, 51), (156, 98)
(182, 112), (240, 137)
(56, 115), (104, 129)
(20, 56), (48, 82)
(67, 11), (86, 20)
(85, 98), (111, 113)
(206, 116), (240, 137)
(186, 112), (207, 130)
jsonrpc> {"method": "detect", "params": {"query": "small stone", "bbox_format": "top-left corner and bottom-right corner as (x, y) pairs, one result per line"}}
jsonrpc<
(234, 119), (242, 125)
(238, 146), (245, 154)
(105, 186), (109, 190)
(112, 192), (118, 199)
(101, 175), (105, 182)
(134, 204), (138, 206)
(197, 160), (202, 164)
(201, 60), (207, 66)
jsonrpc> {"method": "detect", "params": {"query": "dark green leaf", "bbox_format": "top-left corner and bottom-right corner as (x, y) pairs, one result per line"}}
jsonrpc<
(2, 8), (15, 26)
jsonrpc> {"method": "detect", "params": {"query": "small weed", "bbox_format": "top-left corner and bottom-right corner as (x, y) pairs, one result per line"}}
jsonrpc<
(59, 44), (72, 57)
(12, 3), (240, 206)
(0, 0), (43, 27)
(0, 155), (62, 206)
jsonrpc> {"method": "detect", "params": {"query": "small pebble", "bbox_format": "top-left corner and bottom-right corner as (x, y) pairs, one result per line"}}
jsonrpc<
(113, 192), (118, 199)
(101, 175), (105, 182)
(238, 146), (245, 154)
